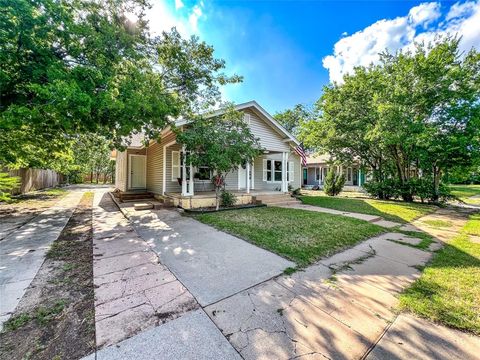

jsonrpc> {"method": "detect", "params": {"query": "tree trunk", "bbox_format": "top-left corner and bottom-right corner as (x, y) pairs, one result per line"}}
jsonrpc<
(432, 165), (441, 202)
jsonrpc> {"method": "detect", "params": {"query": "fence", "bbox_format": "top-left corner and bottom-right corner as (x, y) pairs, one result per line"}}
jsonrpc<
(7, 168), (64, 195)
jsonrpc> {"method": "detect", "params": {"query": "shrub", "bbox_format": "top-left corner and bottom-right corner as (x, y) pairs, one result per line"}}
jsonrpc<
(220, 190), (237, 207)
(323, 170), (345, 196)
(0, 172), (20, 202)
(363, 177), (453, 203)
(291, 188), (301, 196)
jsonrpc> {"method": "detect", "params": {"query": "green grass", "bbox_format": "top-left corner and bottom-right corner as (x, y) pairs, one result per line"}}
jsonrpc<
(400, 213), (480, 334)
(299, 195), (436, 223)
(422, 219), (452, 228)
(449, 184), (480, 204)
(2, 300), (67, 332)
(195, 207), (384, 266)
(463, 213), (480, 237)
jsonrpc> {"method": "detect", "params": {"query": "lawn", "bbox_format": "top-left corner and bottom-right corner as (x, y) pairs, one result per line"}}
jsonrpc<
(299, 195), (436, 223)
(195, 207), (384, 266)
(399, 212), (480, 334)
(449, 184), (480, 205)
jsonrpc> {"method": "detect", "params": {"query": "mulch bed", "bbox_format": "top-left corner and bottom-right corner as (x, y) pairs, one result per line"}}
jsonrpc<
(0, 192), (96, 360)
(184, 203), (266, 214)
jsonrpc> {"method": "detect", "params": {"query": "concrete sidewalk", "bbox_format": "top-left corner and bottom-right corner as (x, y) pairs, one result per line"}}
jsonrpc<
(0, 188), (85, 328)
(205, 229), (480, 359)
(120, 204), (294, 306)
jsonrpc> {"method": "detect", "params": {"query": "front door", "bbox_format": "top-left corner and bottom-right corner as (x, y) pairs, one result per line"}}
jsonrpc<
(129, 155), (146, 189)
(238, 164), (247, 189)
(353, 168), (358, 186)
(303, 168), (307, 185)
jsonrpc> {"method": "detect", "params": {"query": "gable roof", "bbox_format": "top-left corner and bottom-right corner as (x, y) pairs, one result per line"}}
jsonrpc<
(175, 101), (300, 146)
(122, 101), (300, 149)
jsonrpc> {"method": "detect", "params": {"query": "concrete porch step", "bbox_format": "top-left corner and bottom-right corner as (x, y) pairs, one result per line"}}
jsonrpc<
(134, 202), (154, 210)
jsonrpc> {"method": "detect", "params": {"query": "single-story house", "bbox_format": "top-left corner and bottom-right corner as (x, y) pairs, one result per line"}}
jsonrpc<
(113, 101), (302, 208)
(302, 154), (365, 190)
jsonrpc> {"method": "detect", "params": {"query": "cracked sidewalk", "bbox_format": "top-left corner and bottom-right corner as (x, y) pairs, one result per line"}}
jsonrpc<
(91, 190), (198, 348)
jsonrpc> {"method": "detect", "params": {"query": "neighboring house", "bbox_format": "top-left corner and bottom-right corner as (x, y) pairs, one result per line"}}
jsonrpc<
(302, 154), (365, 190)
(113, 101), (302, 208)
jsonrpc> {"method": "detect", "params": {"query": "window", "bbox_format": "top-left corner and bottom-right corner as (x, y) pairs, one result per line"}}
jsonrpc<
(347, 167), (352, 182)
(263, 159), (282, 182)
(244, 113), (251, 125)
(288, 161), (294, 182)
(195, 163), (212, 181)
(171, 151), (180, 181)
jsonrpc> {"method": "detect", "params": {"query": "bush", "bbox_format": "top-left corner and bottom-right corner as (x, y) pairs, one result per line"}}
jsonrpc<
(291, 188), (301, 196)
(220, 190), (237, 207)
(0, 173), (20, 202)
(323, 170), (345, 196)
(363, 177), (453, 203)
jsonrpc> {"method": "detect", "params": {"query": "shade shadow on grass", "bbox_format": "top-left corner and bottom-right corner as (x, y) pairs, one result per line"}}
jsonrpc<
(195, 206), (384, 267)
(299, 195), (437, 223)
(400, 212), (480, 335)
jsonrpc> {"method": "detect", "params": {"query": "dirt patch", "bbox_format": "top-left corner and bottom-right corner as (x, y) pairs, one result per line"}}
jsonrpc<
(0, 192), (95, 360)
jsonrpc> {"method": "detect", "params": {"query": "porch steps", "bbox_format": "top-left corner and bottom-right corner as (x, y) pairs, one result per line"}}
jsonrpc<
(255, 194), (301, 206)
(134, 202), (154, 211)
(119, 192), (154, 202)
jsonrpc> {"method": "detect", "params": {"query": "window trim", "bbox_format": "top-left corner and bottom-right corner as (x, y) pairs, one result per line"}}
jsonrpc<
(171, 151), (180, 181)
(263, 159), (283, 183)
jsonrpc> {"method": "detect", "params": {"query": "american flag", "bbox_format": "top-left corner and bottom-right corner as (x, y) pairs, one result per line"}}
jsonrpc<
(295, 143), (307, 166)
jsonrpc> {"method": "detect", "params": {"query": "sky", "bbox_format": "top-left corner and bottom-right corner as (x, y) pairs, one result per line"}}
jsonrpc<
(147, 0), (480, 114)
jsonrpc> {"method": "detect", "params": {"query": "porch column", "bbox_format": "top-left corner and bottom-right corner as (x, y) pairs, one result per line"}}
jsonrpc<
(181, 146), (187, 196)
(246, 161), (251, 194)
(189, 163), (194, 196)
(282, 152), (288, 193)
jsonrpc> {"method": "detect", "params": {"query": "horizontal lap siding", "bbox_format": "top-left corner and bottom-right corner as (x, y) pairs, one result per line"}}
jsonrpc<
(115, 151), (127, 192)
(246, 109), (290, 152)
(146, 142), (162, 194)
(165, 143), (182, 193)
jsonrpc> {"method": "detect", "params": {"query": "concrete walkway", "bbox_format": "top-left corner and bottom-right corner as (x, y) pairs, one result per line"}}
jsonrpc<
(119, 204), (294, 306)
(276, 203), (401, 228)
(91, 190), (199, 348)
(0, 188), (85, 328)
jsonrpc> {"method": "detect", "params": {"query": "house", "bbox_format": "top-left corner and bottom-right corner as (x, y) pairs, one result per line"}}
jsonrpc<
(113, 101), (302, 208)
(302, 154), (365, 190)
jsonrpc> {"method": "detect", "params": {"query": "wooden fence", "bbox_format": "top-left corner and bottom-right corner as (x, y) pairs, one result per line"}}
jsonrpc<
(8, 168), (64, 195)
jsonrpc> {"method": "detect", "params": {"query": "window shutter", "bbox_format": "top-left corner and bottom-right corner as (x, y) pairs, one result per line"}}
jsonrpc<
(288, 161), (294, 182)
(171, 151), (180, 181)
(263, 159), (267, 181)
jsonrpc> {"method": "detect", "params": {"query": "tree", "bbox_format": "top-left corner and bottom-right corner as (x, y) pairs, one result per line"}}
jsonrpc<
(323, 170), (345, 196)
(176, 105), (262, 210)
(69, 134), (113, 183)
(274, 104), (315, 136)
(300, 37), (480, 202)
(0, 0), (241, 171)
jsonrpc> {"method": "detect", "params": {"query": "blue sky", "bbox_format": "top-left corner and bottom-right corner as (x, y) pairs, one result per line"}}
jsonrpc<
(148, 0), (480, 114)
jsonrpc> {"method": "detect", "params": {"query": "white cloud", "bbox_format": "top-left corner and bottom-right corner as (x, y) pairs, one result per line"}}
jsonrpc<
(408, 2), (441, 26)
(147, 0), (204, 37)
(323, 1), (480, 83)
(175, 0), (184, 10)
(189, 5), (203, 32)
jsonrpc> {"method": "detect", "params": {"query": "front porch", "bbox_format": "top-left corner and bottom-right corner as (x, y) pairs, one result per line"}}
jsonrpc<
(162, 189), (286, 209)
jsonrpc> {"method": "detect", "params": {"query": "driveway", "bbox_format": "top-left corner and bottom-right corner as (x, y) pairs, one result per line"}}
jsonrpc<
(119, 205), (294, 306)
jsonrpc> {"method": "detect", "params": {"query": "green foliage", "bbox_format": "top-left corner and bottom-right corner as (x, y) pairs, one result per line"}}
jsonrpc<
(176, 104), (262, 210)
(323, 170), (345, 196)
(273, 104), (315, 136)
(0, 172), (20, 202)
(363, 177), (453, 203)
(0, 0), (240, 171)
(300, 37), (480, 202)
(220, 191), (237, 207)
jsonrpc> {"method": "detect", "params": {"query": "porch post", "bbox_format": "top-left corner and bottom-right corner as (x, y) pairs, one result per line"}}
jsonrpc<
(246, 161), (251, 194)
(189, 163), (194, 196)
(181, 146), (187, 196)
(282, 152), (288, 193)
